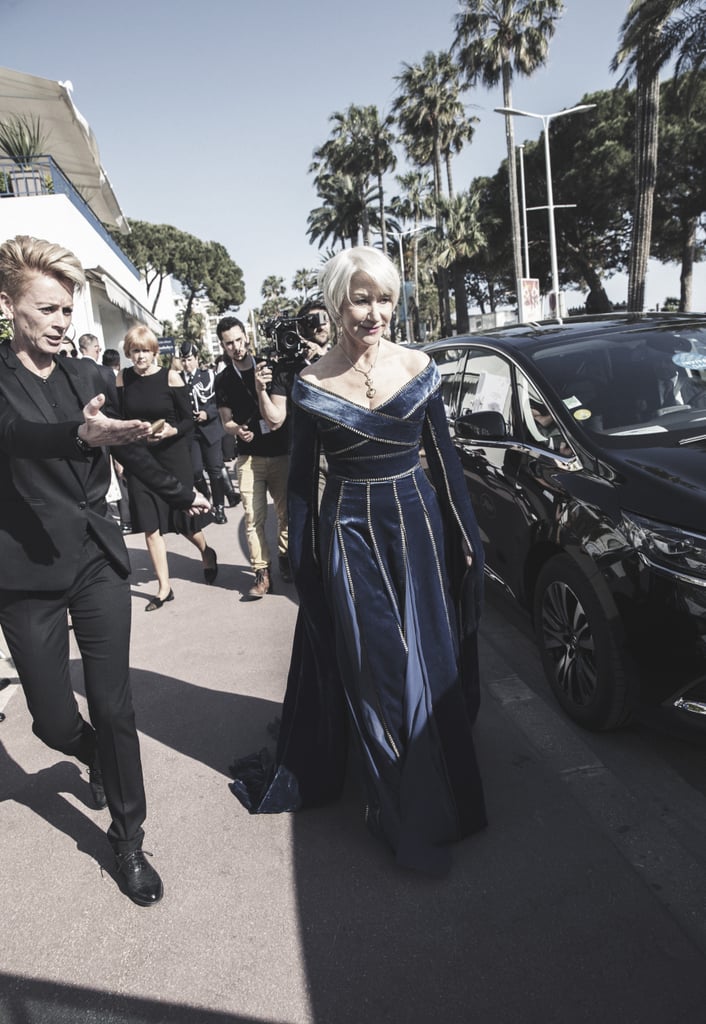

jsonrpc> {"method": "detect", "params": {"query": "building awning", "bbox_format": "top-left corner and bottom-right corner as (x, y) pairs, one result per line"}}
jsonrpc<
(89, 269), (162, 334)
(0, 67), (128, 232)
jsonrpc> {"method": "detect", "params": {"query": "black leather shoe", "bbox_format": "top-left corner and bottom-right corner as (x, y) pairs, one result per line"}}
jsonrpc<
(213, 505), (227, 525)
(203, 546), (218, 584)
(115, 850), (164, 906)
(145, 589), (174, 612)
(278, 554), (292, 583)
(227, 493), (241, 508)
(88, 764), (107, 809)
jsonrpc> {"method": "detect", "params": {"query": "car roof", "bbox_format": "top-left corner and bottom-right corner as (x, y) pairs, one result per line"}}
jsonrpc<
(424, 312), (706, 359)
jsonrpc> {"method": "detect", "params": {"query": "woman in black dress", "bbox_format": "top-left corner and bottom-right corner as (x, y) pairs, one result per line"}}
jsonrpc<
(118, 326), (217, 610)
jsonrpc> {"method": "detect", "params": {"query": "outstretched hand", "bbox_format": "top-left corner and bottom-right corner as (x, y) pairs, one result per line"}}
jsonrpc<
(78, 394), (152, 446)
(187, 491), (212, 517)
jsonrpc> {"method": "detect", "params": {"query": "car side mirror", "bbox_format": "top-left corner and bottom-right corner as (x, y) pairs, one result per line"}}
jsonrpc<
(455, 410), (508, 440)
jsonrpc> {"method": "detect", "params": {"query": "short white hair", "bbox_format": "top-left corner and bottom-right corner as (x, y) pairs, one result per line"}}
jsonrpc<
(319, 247), (400, 320)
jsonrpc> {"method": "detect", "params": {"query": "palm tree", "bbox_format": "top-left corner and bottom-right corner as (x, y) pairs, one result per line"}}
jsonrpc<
(394, 51), (475, 335)
(307, 170), (379, 250)
(613, 0), (706, 311)
(394, 52), (471, 204)
(310, 104), (395, 250)
(292, 269), (318, 302)
(389, 171), (435, 300)
(435, 189), (486, 334)
(261, 275), (287, 308)
(365, 107), (397, 254)
(453, 0), (565, 297)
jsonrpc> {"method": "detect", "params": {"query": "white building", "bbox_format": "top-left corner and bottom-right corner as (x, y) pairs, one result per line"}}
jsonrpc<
(0, 68), (176, 357)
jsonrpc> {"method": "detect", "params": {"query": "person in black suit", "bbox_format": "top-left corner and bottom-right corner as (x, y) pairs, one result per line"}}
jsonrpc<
(0, 234), (210, 906)
(179, 342), (238, 523)
(79, 332), (119, 405)
(79, 333), (129, 530)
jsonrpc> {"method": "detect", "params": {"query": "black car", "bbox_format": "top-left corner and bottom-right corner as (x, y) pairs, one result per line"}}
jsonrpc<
(425, 313), (706, 731)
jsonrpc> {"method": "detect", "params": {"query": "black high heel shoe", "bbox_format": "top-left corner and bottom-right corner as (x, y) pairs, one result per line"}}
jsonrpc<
(145, 589), (174, 612)
(203, 547), (218, 585)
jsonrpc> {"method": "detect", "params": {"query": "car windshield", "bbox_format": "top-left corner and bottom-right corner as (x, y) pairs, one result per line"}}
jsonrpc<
(531, 324), (706, 445)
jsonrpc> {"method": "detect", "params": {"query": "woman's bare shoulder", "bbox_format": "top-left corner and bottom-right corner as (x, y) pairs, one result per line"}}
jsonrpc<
(168, 368), (184, 387)
(299, 350), (336, 383)
(398, 345), (431, 374)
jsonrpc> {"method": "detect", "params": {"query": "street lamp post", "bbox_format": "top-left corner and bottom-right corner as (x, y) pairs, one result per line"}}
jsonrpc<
(495, 104), (596, 323)
(518, 144), (530, 280)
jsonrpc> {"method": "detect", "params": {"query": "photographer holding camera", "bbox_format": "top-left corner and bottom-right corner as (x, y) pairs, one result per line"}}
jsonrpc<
(259, 298), (332, 493)
(215, 316), (290, 598)
(258, 300), (331, 413)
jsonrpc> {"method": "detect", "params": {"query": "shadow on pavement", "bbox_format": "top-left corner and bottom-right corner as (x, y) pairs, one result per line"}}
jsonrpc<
(71, 666), (276, 779)
(0, 972), (281, 1024)
(0, 743), (113, 871)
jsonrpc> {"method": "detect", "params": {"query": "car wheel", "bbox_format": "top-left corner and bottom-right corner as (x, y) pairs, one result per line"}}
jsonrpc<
(533, 555), (634, 731)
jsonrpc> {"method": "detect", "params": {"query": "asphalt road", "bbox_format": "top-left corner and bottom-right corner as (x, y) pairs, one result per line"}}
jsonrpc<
(2, 501), (706, 1024)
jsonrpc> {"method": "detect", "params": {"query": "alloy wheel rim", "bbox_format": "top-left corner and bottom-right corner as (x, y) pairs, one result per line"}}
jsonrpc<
(541, 581), (597, 707)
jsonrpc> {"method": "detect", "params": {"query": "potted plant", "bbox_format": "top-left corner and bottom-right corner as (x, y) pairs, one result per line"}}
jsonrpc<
(0, 114), (50, 196)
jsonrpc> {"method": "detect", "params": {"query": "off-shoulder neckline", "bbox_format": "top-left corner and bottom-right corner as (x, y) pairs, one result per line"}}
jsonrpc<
(296, 358), (434, 412)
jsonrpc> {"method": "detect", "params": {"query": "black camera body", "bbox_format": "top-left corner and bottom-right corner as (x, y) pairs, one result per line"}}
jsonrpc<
(261, 311), (328, 365)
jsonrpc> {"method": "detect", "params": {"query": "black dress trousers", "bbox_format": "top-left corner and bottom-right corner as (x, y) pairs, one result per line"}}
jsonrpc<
(0, 530), (146, 853)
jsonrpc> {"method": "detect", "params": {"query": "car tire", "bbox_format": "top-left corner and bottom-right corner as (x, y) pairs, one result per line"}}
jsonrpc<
(533, 554), (634, 731)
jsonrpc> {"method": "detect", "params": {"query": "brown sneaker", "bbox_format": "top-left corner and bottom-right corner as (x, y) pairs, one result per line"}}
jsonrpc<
(248, 566), (271, 599)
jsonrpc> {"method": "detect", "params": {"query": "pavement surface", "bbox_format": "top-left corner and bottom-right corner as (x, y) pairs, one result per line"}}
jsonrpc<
(2, 496), (706, 1023)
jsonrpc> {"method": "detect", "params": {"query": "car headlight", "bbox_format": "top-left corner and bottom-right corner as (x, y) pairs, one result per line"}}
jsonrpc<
(621, 510), (706, 584)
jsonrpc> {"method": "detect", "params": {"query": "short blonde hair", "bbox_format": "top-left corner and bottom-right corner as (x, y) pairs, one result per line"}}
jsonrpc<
(0, 235), (85, 299)
(123, 324), (159, 357)
(319, 247), (400, 320)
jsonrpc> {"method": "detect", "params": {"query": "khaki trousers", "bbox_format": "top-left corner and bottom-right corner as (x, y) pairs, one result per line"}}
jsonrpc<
(236, 453), (289, 570)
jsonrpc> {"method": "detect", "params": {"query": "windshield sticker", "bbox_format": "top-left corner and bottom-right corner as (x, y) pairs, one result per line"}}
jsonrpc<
(573, 408), (592, 421)
(563, 395), (582, 409)
(672, 352), (706, 370)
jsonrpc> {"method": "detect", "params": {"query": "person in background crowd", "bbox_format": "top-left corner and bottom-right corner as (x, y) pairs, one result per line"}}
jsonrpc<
(117, 326), (218, 610)
(79, 332), (117, 405)
(78, 331), (100, 361)
(215, 317), (289, 597)
(255, 297), (332, 510)
(79, 333), (125, 526)
(179, 342), (239, 524)
(58, 335), (77, 357)
(297, 298), (331, 363)
(229, 247), (486, 876)
(102, 348), (131, 530)
(0, 234), (210, 905)
(102, 348), (121, 373)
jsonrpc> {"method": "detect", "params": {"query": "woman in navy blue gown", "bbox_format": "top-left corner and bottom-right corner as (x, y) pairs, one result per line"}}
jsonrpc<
(231, 247), (486, 874)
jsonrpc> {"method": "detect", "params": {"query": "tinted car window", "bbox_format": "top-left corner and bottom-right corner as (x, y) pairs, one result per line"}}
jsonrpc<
(531, 325), (706, 444)
(460, 351), (514, 431)
(430, 347), (467, 418)
(516, 369), (573, 455)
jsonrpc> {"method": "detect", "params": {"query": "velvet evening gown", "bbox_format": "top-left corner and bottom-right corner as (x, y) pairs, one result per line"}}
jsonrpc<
(230, 361), (487, 874)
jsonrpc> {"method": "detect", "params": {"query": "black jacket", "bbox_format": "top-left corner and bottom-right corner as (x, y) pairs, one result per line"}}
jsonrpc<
(0, 343), (193, 590)
(215, 359), (288, 458)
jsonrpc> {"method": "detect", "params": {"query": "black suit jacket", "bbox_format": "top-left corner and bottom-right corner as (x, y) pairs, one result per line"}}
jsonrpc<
(0, 342), (193, 591)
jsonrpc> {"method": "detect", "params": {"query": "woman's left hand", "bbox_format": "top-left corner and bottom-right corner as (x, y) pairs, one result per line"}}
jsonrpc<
(147, 423), (178, 443)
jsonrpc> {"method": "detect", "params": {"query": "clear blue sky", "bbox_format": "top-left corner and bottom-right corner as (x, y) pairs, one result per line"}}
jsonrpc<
(3, 0), (701, 314)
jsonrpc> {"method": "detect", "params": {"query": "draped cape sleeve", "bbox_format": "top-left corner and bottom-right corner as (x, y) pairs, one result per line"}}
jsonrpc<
(422, 386), (485, 723)
(229, 393), (347, 812)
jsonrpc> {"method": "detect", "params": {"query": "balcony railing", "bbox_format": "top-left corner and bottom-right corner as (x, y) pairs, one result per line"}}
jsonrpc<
(0, 155), (139, 278)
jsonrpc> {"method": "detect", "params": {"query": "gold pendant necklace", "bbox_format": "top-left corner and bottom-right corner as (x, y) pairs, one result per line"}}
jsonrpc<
(340, 340), (380, 399)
